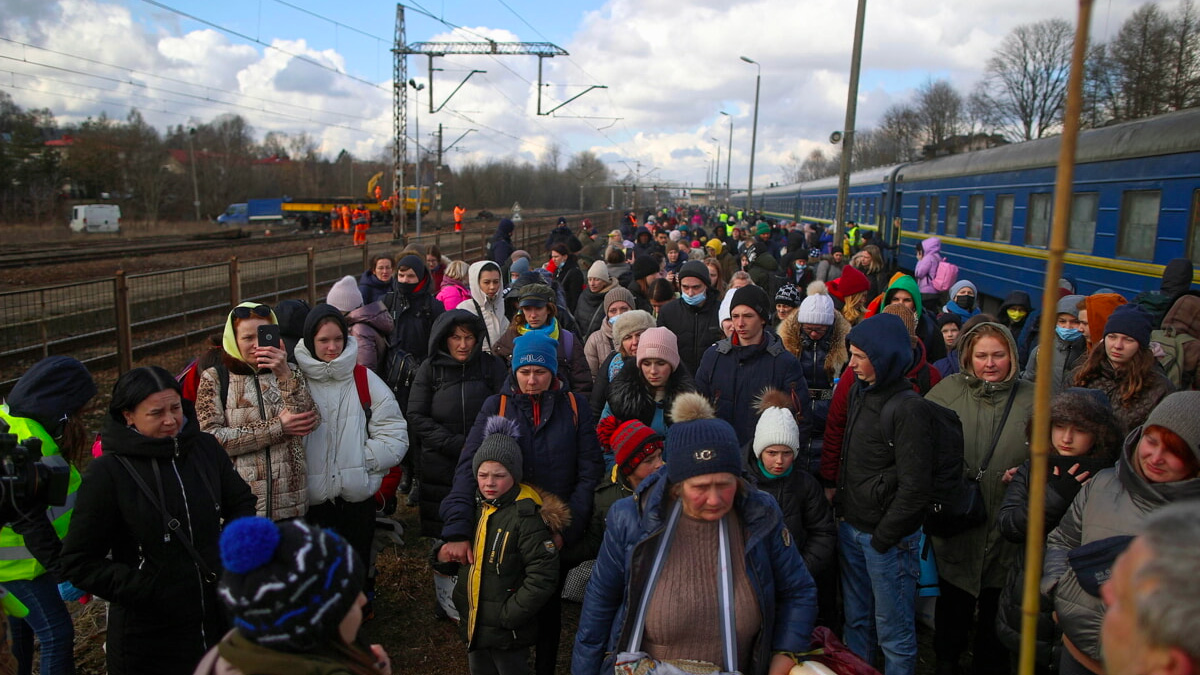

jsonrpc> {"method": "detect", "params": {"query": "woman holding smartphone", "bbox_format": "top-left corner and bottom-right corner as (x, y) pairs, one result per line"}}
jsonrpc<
(197, 301), (319, 520)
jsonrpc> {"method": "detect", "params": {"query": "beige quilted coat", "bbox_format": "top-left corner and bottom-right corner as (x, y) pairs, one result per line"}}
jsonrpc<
(196, 364), (317, 520)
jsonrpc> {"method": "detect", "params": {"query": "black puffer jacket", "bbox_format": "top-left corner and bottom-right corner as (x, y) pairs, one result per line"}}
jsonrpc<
(605, 357), (695, 430)
(836, 318), (934, 552)
(656, 287), (723, 377)
(407, 310), (507, 537)
(749, 456), (837, 576)
(555, 255), (586, 313)
(59, 404), (256, 675)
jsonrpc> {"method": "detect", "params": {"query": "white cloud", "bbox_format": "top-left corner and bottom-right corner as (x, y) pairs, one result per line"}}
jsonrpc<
(0, 0), (1173, 190)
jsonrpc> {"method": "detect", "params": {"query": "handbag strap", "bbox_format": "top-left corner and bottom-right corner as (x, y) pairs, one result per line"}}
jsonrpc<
(716, 514), (737, 673)
(626, 500), (683, 652)
(115, 455), (218, 583)
(625, 502), (739, 672)
(977, 382), (1020, 480)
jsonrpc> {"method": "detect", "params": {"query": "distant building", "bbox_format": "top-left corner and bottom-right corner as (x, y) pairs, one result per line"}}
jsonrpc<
(923, 133), (1009, 159)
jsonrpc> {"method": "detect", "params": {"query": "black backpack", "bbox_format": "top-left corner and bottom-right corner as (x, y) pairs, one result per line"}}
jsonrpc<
(873, 388), (976, 537)
(382, 348), (420, 416)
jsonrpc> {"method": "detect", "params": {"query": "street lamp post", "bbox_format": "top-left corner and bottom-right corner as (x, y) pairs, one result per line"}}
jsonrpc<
(705, 138), (715, 205)
(187, 127), (200, 222)
(719, 111), (733, 205)
(409, 79), (425, 237)
(740, 56), (761, 213)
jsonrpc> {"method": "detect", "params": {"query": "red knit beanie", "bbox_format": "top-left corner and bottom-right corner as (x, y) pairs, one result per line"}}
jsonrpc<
(611, 420), (663, 476)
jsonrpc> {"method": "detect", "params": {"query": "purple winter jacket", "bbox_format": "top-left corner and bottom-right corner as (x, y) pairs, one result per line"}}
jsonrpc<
(914, 237), (944, 295)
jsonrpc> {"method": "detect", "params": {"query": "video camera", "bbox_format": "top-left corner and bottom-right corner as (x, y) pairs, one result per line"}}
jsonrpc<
(0, 420), (70, 525)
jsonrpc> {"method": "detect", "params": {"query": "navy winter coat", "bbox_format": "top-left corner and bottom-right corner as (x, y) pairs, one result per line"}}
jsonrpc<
(572, 469), (819, 675)
(695, 331), (812, 449)
(491, 219), (515, 267)
(439, 379), (603, 547)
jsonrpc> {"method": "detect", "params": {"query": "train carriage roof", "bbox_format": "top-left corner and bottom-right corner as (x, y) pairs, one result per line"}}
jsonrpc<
(896, 107), (1200, 183)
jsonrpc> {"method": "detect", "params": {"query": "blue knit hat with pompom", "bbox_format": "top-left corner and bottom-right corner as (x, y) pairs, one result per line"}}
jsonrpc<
(217, 517), (363, 652)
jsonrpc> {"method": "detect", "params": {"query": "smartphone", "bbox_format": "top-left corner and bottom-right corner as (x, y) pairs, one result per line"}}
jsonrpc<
(257, 324), (281, 350)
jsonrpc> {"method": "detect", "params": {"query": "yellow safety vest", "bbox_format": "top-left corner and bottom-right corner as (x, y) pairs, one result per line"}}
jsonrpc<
(0, 407), (81, 581)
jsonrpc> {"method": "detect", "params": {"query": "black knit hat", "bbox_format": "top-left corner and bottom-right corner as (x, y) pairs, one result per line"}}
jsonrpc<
(472, 416), (524, 484)
(677, 260), (712, 288)
(729, 284), (771, 321)
(1103, 304), (1153, 348)
(218, 517), (363, 653)
(631, 255), (661, 281)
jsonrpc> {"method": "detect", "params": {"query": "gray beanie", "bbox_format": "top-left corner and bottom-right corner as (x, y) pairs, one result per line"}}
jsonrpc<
(1057, 294), (1086, 318)
(1144, 391), (1200, 460)
(472, 416), (524, 484)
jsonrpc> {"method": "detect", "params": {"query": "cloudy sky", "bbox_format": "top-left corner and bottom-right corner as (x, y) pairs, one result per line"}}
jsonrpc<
(0, 0), (1172, 187)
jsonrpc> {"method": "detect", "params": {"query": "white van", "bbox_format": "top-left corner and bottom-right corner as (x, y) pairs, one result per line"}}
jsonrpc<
(69, 204), (121, 233)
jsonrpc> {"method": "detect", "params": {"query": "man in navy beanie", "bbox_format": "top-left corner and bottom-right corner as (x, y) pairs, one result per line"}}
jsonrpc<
(837, 313), (934, 675)
(695, 284), (812, 448)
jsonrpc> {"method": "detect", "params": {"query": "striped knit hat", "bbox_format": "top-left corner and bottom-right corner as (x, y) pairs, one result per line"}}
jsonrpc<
(217, 517), (363, 652)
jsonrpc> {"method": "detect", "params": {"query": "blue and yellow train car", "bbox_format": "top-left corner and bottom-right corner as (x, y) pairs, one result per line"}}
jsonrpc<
(737, 109), (1200, 300)
(891, 108), (1200, 299)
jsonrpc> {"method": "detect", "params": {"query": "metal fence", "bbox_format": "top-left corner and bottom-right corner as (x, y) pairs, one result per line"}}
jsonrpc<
(0, 210), (619, 395)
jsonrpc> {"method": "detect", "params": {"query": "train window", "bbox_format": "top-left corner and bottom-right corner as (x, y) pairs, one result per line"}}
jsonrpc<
(967, 195), (984, 239)
(918, 197), (928, 233)
(994, 195), (1014, 243)
(946, 196), (960, 236)
(1027, 193), (1052, 247)
(930, 196), (940, 234)
(1069, 193), (1098, 253)
(1190, 190), (1200, 266)
(1117, 190), (1161, 260)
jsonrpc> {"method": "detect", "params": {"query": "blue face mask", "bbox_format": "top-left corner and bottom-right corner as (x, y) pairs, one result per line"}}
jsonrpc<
(682, 291), (706, 306)
(608, 314), (620, 325)
(1056, 326), (1084, 342)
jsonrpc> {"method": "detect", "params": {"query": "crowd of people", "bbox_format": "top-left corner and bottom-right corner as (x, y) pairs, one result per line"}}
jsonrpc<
(1, 206), (1199, 675)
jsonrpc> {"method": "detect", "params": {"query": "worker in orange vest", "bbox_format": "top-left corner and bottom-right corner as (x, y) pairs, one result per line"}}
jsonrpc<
(374, 184), (383, 202)
(339, 204), (351, 233)
(352, 204), (370, 246)
(453, 204), (465, 233)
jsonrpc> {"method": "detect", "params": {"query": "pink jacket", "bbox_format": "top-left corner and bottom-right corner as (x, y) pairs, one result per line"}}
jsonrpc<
(436, 278), (472, 312)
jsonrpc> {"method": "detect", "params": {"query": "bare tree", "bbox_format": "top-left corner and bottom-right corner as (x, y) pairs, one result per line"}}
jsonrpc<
(878, 103), (923, 162)
(1166, 0), (1200, 110)
(120, 109), (171, 223)
(916, 79), (964, 148)
(974, 18), (1073, 140)
(1111, 4), (1173, 120)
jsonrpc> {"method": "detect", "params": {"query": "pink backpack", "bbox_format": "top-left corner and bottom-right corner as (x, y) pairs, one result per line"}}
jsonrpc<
(932, 258), (959, 293)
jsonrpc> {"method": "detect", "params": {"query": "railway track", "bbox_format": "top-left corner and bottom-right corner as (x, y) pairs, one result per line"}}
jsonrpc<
(0, 229), (325, 269)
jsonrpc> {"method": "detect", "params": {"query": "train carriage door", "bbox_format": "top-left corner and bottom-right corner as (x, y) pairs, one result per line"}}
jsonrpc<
(1189, 190), (1200, 266)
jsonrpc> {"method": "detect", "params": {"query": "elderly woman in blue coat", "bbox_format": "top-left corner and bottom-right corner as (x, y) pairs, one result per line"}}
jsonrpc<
(572, 392), (818, 675)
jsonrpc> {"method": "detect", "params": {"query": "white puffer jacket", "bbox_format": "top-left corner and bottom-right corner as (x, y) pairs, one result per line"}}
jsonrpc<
(295, 336), (409, 504)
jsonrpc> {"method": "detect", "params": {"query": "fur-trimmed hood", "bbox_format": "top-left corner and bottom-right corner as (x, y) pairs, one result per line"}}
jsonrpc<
(535, 488), (571, 535)
(778, 309), (851, 383)
(607, 357), (696, 428)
